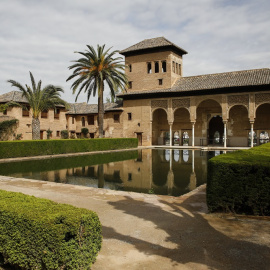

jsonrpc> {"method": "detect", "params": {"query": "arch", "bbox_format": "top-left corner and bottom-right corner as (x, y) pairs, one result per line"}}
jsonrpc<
(195, 97), (222, 108)
(173, 106), (190, 114)
(228, 105), (249, 147)
(172, 108), (191, 146)
(208, 116), (223, 145)
(152, 107), (168, 118)
(254, 103), (270, 145)
(196, 99), (222, 146)
(255, 102), (270, 118)
(228, 104), (249, 116)
(152, 108), (169, 145)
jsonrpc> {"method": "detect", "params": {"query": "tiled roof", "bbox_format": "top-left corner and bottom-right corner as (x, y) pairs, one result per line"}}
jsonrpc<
(120, 37), (188, 55)
(0, 91), (28, 103)
(0, 91), (123, 114)
(66, 101), (123, 115)
(118, 68), (270, 97)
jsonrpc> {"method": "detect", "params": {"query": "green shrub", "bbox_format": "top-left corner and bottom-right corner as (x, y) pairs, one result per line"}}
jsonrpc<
(61, 130), (69, 139)
(81, 128), (89, 138)
(0, 190), (102, 269)
(0, 119), (18, 141)
(207, 143), (270, 216)
(0, 138), (138, 159)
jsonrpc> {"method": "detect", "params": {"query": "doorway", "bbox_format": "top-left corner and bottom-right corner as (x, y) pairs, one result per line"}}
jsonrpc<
(208, 116), (223, 145)
(136, 132), (143, 146)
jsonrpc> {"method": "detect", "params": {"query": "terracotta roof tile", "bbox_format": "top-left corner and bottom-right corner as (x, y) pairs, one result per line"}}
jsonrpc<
(66, 101), (123, 115)
(120, 37), (187, 55)
(118, 68), (270, 97)
(0, 91), (28, 103)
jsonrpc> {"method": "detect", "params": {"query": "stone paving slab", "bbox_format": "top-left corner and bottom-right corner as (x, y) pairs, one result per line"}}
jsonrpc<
(0, 176), (269, 270)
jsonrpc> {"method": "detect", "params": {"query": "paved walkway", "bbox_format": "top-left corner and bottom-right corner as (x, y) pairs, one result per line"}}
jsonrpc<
(0, 176), (269, 270)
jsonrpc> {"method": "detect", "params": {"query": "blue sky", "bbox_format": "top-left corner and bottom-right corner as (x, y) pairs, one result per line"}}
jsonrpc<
(0, 0), (270, 103)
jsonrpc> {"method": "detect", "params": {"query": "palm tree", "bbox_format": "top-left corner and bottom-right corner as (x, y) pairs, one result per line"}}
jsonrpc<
(8, 72), (68, 140)
(67, 45), (128, 138)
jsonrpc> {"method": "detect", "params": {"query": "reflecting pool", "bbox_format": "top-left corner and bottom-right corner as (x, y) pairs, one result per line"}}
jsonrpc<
(0, 149), (225, 196)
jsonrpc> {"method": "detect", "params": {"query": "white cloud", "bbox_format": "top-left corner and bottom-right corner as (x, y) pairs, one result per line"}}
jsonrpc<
(0, 0), (270, 103)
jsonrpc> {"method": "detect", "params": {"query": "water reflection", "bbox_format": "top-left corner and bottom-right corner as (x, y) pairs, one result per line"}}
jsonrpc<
(2, 149), (225, 197)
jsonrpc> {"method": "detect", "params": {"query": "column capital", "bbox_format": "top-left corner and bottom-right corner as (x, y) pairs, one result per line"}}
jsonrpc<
(168, 121), (173, 126)
(250, 120), (255, 124)
(223, 120), (228, 124)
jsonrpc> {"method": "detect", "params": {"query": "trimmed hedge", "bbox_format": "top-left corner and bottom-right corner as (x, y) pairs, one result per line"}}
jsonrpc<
(0, 138), (138, 159)
(207, 143), (270, 216)
(0, 190), (102, 269)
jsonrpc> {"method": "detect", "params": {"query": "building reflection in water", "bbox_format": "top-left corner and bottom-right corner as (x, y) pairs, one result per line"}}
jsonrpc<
(7, 149), (218, 197)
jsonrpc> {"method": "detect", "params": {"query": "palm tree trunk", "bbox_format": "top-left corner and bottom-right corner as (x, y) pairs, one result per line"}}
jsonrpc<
(98, 83), (104, 138)
(32, 117), (40, 140)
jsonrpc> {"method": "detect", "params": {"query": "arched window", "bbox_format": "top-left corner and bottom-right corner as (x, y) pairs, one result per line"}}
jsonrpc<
(174, 131), (180, 146)
(182, 132), (189, 146)
(162, 61), (167, 72)
(259, 131), (269, 144)
(82, 117), (85, 127)
(147, 62), (152, 74)
(155, 62), (159, 73)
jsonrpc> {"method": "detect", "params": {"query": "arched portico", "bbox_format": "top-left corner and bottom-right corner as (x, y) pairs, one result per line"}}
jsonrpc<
(152, 108), (169, 145)
(254, 103), (270, 145)
(228, 105), (249, 147)
(172, 108), (191, 146)
(196, 99), (223, 146)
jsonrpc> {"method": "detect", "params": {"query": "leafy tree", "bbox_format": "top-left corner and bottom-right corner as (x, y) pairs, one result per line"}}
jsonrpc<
(7, 72), (68, 140)
(67, 45), (128, 138)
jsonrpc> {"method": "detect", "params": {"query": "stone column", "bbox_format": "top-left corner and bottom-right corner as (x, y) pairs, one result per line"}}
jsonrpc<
(169, 122), (173, 147)
(192, 150), (195, 172)
(223, 121), (227, 148)
(191, 122), (195, 147)
(250, 121), (254, 148)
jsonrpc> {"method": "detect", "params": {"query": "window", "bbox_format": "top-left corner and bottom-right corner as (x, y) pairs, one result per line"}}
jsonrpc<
(56, 131), (60, 137)
(41, 110), (48, 118)
(114, 114), (120, 123)
(88, 115), (94, 125)
(128, 173), (132, 181)
(89, 133), (95, 138)
(260, 131), (269, 144)
(72, 116), (75, 124)
(54, 108), (60, 119)
(128, 113), (132, 121)
(3, 109), (7, 115)
(147, 62), (152, 74)
(179, 64), (181, 75)
(155, 62), (159, 73)
(162, 61), (167, 72)
(128, 81), (132, 89)
(183, 131), (189, 146)
(81, 117), (85, 127)
(22, 106), (30, 117)
(158, 79), (163, 85)
(176, 63), (178, 74)
(128, 64), (132, 72)
(172, 61), (175, 73)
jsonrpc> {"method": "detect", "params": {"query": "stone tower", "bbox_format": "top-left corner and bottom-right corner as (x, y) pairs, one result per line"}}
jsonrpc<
(120, 37), (188, 92)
